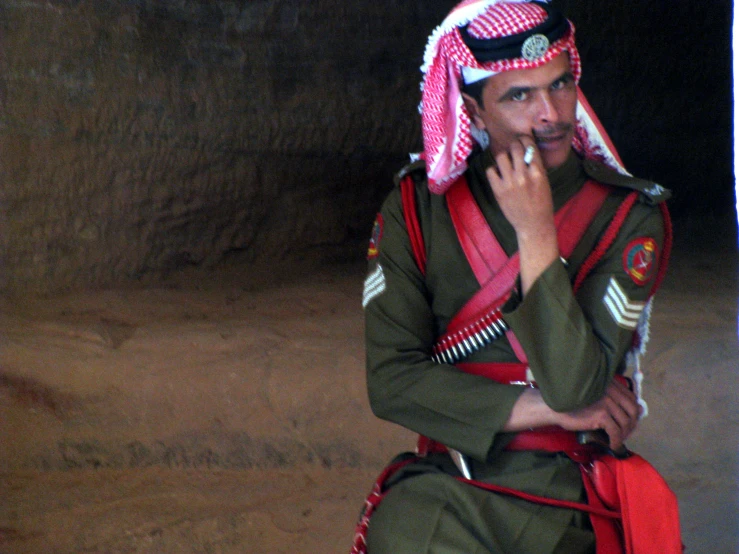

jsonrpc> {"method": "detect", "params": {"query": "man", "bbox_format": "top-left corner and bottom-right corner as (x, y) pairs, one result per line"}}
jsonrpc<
(356, 1), (679, 553)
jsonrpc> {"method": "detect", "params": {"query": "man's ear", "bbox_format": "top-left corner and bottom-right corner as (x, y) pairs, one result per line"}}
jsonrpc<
(461, 92), (485, 130)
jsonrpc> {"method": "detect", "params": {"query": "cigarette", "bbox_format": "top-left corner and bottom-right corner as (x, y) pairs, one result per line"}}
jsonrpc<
(523, 145), (535, 166)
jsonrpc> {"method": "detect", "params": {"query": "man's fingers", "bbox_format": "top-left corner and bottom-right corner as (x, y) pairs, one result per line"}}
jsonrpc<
(557, 376), (644, 450)
(605, 395), (636, 436)
(487, 152), (515, 193)
(607, 381), (640, 421)
(508, 140), (524, 161)
(486, 136), (544, 187)
(516, 136), (541, 169)
(495, 149), (514, 177)
(602, 385), (641, 448)
(485, 165), (503, 189)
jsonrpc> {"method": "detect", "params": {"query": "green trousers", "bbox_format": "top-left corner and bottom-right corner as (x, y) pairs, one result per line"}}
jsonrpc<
(366, 470), (595, 554)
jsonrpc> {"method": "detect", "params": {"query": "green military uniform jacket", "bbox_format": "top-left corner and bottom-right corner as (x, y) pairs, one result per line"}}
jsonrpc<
(362, 149), (668, 553)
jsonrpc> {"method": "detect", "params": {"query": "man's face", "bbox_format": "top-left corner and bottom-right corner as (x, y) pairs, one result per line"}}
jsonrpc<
(463, 52), (577, 170)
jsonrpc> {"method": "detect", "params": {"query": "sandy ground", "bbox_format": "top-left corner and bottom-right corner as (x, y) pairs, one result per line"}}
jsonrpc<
(1, 235), (737, 553)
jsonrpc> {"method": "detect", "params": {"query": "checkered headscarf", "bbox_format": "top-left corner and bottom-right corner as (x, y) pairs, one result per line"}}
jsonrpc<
(420, 0), (626, 193)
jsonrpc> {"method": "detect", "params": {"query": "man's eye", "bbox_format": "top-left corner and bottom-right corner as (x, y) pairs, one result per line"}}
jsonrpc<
(551, 76), (572, 90)
(510, 90), (528, 101)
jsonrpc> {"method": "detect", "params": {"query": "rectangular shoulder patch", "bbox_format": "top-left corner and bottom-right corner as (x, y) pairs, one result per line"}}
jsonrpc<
(603, 276), (646, 330)
(362, 264), (386, 308)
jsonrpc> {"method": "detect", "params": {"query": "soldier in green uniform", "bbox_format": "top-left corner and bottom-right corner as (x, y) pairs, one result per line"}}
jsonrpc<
(357, 1), (677, 553)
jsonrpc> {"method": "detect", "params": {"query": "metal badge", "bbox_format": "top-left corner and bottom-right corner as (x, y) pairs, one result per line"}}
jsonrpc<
(521, 34), (550, 61)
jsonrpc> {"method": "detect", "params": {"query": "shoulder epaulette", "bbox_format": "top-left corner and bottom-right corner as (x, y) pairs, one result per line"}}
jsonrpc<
(582, 159), (671, 205)
(394, 158), (427, 186)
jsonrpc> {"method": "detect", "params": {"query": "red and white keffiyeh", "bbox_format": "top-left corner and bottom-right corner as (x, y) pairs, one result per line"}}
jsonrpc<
(419, 0), (627, 194)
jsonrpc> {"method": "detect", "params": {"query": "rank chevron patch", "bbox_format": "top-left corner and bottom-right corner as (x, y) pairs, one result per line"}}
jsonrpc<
(603, 277), (646, 330)
(362, 264), (386, 308)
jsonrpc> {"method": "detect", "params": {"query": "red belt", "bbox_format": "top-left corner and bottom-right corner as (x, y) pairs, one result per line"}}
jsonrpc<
(418, 426), (594, 460)
(505, 426), (596, 463)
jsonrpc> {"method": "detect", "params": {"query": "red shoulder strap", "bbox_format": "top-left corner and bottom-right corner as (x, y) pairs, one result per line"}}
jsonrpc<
(446, 176), (508, 282)
(400, 175), (427, 276)
(573, 195), (672, 296)
(573, 191), (638, 293)
(652, 203), (673, 296)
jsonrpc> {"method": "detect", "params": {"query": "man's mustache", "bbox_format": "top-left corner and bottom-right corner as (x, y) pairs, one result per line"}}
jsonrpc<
(532, 123), (573, 139)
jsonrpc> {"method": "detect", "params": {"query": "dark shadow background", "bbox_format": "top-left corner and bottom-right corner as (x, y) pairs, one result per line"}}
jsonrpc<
(556, 0), (734, 230)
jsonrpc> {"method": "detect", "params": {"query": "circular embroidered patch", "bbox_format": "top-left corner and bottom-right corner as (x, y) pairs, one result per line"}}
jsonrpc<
(622, 237), (658, 285)
(367, 214), (384, 260)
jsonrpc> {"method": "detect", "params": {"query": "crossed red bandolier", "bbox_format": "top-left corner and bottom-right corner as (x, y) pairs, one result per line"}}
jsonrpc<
(352, 173), (680, 554)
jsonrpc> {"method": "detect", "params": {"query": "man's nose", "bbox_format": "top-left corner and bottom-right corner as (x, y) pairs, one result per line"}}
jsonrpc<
(535, 91), (559, 123)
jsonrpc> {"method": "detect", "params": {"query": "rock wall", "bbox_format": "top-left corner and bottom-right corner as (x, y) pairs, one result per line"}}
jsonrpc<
(0, 0), (733, 293)
(0, 1), (447, 292)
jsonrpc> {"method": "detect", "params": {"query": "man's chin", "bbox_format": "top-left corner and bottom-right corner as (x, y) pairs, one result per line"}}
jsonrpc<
(540, 148), (572, 170)
(535, 134), (573, 168)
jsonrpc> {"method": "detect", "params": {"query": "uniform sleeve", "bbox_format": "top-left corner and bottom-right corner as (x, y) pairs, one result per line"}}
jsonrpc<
(364, 186), (524, 462)
(503, 200), (665, 412)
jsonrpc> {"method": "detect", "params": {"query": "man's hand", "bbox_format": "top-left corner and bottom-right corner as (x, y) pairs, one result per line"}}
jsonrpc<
(504, 378), (641, 452)
(485, 138), (554, 236)
(554, 379), (642, 452)
(485, 138), (559, 294)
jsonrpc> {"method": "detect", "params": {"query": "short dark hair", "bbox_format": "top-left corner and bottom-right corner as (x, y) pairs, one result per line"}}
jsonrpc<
(461, 78), (487, 108)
